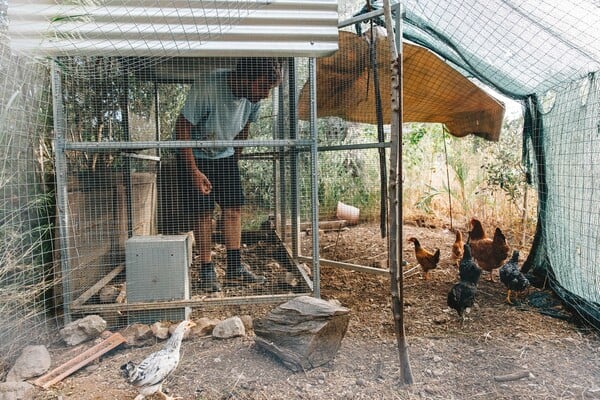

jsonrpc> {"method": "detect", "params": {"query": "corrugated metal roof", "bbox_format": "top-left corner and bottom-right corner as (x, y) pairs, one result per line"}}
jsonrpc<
(8, 0), (339, 57)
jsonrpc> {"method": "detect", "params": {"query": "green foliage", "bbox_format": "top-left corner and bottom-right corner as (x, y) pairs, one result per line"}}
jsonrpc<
(480, 118), (525, 205)
(401, 117), (528, 223)
(414, 185), (444, 213)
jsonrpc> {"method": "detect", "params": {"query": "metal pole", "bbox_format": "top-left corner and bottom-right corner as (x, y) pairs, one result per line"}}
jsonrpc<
(51, 61), (72, 324)
(121, 65), (133, 238)
(288, 57), (300, 259)
(309, 58), (320, 298)
(277, 61), (287, 244)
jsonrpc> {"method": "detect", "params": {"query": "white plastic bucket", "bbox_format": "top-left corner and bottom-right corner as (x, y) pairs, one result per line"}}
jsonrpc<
(336, 201), (360, 225)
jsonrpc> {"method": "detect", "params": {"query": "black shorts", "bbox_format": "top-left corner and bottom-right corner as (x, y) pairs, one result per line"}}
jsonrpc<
(177, 155), (245, 215)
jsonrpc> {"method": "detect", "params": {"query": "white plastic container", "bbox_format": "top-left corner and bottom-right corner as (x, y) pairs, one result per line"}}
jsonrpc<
(336, 201), (360, 225)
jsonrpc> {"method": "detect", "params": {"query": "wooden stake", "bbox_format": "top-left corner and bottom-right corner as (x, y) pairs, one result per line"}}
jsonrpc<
(494, 370), (531, 382)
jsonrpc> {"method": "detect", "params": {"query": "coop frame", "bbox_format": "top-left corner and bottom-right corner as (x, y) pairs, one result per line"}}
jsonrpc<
(47, 5), (407, 326)
(51, 58), (319, 323)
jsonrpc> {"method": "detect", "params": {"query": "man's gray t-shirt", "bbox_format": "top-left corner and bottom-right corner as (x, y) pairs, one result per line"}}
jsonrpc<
(181, 69), (261, 160)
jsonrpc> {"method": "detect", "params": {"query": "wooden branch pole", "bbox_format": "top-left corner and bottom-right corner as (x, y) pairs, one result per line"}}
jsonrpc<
(384, 0), (414, 384)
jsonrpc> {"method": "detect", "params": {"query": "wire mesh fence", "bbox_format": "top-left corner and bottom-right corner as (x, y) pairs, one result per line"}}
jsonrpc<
(49, 56), (321, 328)
(0, 29), (58, 360)
(1, 0), (600, 371)
(534, 74), (600, 324)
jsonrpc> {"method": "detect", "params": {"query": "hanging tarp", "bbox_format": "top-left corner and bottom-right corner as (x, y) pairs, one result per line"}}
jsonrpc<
(298, 30), (505, 141)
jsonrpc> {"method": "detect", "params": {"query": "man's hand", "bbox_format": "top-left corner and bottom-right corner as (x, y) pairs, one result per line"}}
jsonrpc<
(174, 114), (212, 195)
(192, 168), (212, 195)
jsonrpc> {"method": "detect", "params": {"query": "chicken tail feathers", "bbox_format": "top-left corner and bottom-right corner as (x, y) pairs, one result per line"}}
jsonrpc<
(493, 227), (507, 244)
(120, 361), (137, 380)
(433, 248), (441, 263)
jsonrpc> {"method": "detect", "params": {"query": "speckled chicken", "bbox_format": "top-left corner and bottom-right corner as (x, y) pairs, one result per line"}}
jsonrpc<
(121, 320), (195, 400)
(407, 237), (440, 280)
(499, 250), (530, 304)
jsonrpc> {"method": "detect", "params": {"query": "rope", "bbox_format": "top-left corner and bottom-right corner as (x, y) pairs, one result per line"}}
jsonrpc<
(442, 125), (453, 230)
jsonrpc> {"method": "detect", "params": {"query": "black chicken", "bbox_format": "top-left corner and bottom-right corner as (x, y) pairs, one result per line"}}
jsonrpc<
(447, 243), (482, 323)
(447, 281), (478, 323)
(458, 243), (481, 284)
(499, 250), (530, 304)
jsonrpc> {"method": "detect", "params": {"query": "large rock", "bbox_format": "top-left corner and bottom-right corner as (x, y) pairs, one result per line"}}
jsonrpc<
(5, 346), (51, 382)
(212, 317), (245, 339)
(254, 296), (350, 371)
(59, 315), (107, 346)
(121, 323), (155, 347)
(0, 382), (35, 400)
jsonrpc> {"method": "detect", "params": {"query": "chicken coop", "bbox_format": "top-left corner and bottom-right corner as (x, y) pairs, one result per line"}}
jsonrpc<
(1, 0), (600, 360)
(7, 0), (342, 327)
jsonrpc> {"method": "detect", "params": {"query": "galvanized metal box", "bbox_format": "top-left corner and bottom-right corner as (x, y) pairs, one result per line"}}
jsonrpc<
(125, 234), (191, 324)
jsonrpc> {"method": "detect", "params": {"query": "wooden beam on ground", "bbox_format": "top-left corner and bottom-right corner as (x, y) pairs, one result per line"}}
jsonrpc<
(71, 264), (124, 308)
(70, 293), (308, 314)
(297, 220), (348, 232)
(298, 255), (390, 276)
(31, 332), (126, 389)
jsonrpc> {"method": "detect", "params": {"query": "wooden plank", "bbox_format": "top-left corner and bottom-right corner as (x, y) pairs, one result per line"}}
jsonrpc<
(295, 220), (348, 232)
(298, 255), (390, 276)
(70, 293), (307, 314)
(31, 332), (126, 389)
(71, 264), (125, 308)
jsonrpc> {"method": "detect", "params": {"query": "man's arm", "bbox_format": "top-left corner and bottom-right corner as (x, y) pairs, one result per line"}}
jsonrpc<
(174, 114), (212, 194)
(234, 123), (251, 160)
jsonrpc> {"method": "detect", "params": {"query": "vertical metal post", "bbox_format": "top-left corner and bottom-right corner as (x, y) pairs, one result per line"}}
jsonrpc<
(309, 58), (320, 298)
(276, 63), (287, 240)
(288, 58), (300, 259)
(51, 61), (72, 324)
(153, 81), (161, 157)
(121, 64), (133, 237)
(153, 81), (161, 233)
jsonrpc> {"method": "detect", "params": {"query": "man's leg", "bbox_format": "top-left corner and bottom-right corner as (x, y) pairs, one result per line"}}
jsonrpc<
(222, 206), (242, 250)
(223, 206), (265, 283)
(195, 211), (221, 292)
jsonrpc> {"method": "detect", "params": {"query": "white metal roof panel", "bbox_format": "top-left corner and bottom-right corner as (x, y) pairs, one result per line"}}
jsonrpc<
(8, 0), (339, 57)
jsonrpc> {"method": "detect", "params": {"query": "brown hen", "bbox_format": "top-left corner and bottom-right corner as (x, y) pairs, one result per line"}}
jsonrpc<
(468, 218), (510, 282)
(451, 229), (464, 268)
(408, 237), (440, 280)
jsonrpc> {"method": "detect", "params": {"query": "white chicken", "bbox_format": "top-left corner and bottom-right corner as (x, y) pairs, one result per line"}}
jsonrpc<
(121, 320), (195, 400)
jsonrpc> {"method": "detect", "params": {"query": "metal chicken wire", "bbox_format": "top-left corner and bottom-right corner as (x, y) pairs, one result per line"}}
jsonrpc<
(52, 5), (408, 325)
(51, 56), (321, 326)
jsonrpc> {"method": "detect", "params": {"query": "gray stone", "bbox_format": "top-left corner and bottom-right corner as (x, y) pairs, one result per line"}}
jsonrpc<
(212, 316), (246, 339)
(5, 345), (51, 382)
(60, 315), (107, 346)
(151, 321), (170, 340)
(121, 323), (155, 347)
(0, 381), (35, 400)
(254, 296), (350, 371)
(191, 317), (220, 337)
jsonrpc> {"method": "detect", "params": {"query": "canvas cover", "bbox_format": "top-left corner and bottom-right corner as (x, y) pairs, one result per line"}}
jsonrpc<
(298, 31), (505, 141)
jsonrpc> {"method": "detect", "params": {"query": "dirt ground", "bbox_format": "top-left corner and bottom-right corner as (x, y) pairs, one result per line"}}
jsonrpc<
(33, 222), (600, 400)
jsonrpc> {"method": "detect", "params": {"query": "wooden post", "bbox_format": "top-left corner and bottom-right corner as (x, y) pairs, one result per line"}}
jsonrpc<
(384, 0), (414, 384)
